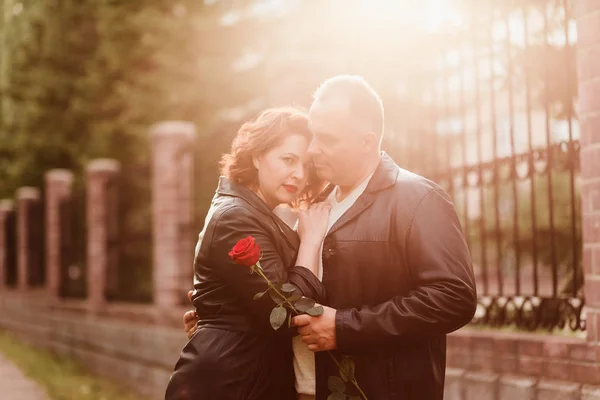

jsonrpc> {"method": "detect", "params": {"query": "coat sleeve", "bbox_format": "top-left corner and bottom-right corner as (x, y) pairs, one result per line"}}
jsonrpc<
(335, 189), (477, 350)
(203, 205), (326, 335)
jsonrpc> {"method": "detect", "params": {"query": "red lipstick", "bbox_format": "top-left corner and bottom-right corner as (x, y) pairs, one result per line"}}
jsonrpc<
(283, 185), (298, 193)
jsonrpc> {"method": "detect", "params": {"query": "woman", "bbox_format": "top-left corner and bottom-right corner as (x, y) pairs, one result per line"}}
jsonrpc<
(165, 107), (330, 400)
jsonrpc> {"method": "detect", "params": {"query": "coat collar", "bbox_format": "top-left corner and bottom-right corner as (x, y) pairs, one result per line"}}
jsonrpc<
(366, 151), (399, 194)
(216, 177), (273, 217)
(215, 177), (300, 250)
(325, 152), (399, 236)
(315, 151), (399, 202)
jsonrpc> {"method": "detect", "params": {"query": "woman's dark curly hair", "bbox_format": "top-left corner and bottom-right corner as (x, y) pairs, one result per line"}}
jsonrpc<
(220, 107), (324, 206)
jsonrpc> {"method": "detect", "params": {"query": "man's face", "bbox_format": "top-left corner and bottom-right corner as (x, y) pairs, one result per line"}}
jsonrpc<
(307, 99), (369, 186)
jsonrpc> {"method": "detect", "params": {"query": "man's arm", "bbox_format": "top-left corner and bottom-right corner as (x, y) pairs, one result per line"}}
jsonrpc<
(333, 188), (477, 351)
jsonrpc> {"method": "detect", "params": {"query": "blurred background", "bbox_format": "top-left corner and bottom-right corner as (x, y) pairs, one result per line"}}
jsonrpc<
(0, 0), (582, 308)
(2, 1), (598, 399)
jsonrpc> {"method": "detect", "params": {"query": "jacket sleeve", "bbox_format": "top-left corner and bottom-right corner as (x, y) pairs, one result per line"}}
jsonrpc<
(335, 189), (477, 350)
(204, 205), (326, 335)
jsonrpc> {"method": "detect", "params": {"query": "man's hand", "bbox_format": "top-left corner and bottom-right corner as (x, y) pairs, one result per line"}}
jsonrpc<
(183, 290), (199, 339)
(292, 306), (337, 352)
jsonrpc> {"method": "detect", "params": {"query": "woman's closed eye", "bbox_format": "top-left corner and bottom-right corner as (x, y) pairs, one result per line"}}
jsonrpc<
(282, 156), (296, 166)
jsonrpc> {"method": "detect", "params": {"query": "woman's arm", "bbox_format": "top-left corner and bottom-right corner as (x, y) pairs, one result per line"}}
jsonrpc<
(199, 205), (327, 335)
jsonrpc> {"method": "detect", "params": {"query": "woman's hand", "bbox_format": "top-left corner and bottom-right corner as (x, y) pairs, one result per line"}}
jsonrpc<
(297, 202), (331, 247)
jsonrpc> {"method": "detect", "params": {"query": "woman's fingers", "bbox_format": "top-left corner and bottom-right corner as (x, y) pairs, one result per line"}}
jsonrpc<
(310, 201), (330, 213)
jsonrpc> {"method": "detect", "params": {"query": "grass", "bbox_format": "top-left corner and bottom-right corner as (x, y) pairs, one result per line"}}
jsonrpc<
(0, 331), (147, 400)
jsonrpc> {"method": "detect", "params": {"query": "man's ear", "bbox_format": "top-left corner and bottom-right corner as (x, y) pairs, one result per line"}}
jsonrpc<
(362, 131), (378, 152)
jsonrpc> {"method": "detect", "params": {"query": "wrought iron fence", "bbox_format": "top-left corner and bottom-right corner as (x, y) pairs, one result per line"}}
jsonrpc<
(115, 163), (153, 303)
(384, 0), (583, 332)
(1, 207), (17, 287)
(59, 185), (87, 298)
(58, 165), (153, 303)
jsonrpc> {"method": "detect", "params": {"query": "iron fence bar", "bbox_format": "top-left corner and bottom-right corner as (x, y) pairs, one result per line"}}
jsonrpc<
(442, 52), (455, 199)
(521, 6), (540, 297)
(489, 5), (504, 296)
(542, 2), (559, 296)
(562, 0), (579, 297)
(504, 13), (522, 295)
(432, 69), (440, 179)
(458, 43), (471, 251)
(472, 26), (489, 296)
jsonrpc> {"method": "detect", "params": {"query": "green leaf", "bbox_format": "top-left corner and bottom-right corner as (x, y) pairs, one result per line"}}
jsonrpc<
(287, 294), (301, 302)
(327, 394), (345, 400)
(306, 306), (324, 316)
(269, 306), (287, 330)
(339, 357), (355, 382)
(281, 283), (297, 293)
(253, 290), (268, 300)
(328, 376), (346, 393)
(295, 297), (316, 312)
(269, 290), (285, 305)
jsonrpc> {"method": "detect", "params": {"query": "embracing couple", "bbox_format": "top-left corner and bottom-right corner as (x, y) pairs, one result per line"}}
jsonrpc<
(165, 75), (477, 400)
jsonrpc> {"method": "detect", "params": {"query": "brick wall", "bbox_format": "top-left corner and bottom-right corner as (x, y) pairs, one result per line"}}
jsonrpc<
(1, 290), (598, 400)
(150, 121), (196, 308)
(0, 292), (187, 399)
(445, 330), (600, 399)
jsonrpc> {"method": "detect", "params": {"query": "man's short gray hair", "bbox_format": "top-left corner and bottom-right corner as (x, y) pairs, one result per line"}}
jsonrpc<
(312, 75), (384, 140)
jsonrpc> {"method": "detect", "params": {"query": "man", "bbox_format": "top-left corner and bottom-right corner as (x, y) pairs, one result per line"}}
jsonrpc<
(184, 75), (477, 399)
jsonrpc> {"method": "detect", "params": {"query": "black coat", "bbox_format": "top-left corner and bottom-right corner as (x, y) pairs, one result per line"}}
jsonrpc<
(314, 153), (477, 400)
(165, 177), (326, 400)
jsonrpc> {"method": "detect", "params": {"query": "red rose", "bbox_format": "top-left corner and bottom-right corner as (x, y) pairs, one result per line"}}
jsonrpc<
(229, 236), (261, 267)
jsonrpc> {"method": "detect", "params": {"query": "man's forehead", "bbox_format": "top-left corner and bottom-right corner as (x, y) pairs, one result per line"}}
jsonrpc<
(310, 97), (350, 115)
(309, 99), (350, 132)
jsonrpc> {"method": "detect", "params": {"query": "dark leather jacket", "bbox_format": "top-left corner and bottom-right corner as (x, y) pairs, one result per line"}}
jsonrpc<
(314, 153), (477, 400)
(165, 178), (325, 400)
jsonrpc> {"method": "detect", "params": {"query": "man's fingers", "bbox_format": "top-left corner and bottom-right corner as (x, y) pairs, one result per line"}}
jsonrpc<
(292, 315), (311, 327)
(301, 335), (316, 345)
(297, 325), (312, 336)
(185, 321), (197, 334)
(183, 310), (196, 324)
(308, 344), (319, 352)
(187, 326), (198, 340)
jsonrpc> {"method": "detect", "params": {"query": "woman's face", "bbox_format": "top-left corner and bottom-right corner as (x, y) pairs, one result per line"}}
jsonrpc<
(253, 133), (311, 209)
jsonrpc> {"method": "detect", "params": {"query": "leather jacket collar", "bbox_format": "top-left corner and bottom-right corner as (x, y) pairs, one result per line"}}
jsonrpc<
(215, 176), (300, 249)
(215, 177), (273, 217)
(316, 151), (399, 202)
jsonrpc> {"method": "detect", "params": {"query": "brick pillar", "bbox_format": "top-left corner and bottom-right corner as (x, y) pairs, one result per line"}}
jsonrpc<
(87, 159), (120, 309)
(576, 0), (600, 343)
(16, 187), (43, 289)
(45, 169), (74, 298)
(0, 200), (15, 289)
(150, 121), (196, 307)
